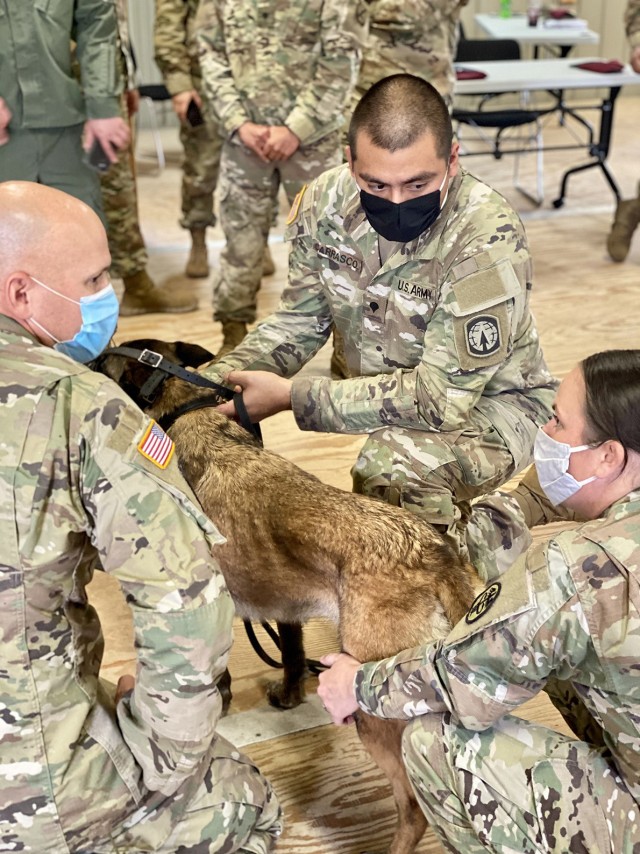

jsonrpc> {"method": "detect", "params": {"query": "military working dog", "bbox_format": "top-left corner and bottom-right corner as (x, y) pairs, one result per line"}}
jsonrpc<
(96, 338), (483, 854)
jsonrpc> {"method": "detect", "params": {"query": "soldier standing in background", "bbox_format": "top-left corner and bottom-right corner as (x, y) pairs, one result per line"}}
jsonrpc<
(0, 0), (129, 219)
(154, 0), (224, 279)
(0, 180), (281, 853)
(606, 0), (640, 263)
(350, 0), (468, 111)
(101, 0), (197, 315)
(194, 0), (364, 358)
(203, 76), (556, 558)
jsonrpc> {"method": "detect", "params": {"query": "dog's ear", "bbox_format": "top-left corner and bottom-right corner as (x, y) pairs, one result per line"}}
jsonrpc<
(173, 341), (216, 368)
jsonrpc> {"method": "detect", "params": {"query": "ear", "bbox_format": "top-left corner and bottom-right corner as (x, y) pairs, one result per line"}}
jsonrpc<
(174, 341), (215, 368)
(5, 272), (36, 320)
(594, 439), (627, 478)
(448, 141), (460, 179)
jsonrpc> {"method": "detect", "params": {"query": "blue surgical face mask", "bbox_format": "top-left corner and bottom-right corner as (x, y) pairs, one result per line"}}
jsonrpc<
(28, 275), (119, 363)
(533, 427), (599, 506)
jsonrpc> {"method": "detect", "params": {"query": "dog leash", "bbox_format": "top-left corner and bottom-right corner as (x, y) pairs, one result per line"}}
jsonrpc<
(96, 346), (262, 443)
(244, 621), (326, 675)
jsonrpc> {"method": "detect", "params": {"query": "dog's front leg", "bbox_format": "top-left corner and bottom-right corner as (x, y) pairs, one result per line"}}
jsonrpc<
(266, 622), (306, 710)
(218, 668), (232, 716)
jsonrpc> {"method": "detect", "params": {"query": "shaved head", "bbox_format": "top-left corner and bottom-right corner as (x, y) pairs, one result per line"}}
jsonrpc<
(0, 182), (105, 282)
(0, 182), (112, 345)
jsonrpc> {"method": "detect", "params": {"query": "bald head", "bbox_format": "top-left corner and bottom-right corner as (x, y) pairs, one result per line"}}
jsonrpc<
(0, 182), (106, 281)
(0, 182), (112, 346)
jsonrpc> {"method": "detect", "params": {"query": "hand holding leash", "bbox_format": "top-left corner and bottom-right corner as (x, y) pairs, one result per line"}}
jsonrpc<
(216, 370), (293, 422)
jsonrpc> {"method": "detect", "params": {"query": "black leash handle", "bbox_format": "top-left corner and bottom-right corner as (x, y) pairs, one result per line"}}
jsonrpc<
(243, 620), (327, 675)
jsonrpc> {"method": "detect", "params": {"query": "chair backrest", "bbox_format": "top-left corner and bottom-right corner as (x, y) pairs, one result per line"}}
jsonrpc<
(138, 83), (171, 102)
(455, 38), (521, 64)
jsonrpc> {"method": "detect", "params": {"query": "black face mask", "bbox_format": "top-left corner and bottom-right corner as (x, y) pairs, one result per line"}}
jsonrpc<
(358, 171), (448, 242)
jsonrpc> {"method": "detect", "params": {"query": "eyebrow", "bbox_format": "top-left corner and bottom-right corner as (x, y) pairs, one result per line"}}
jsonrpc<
(358, 170), (437, 186)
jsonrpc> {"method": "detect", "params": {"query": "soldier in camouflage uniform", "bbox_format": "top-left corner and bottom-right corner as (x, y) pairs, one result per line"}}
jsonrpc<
(154, 0), (224, 279)
(352, 0), (468, 111)
(319, 349), (640, 853)
(203, 75), (556, 556)
(606, 0), (640, 263)
(101, 0), (197, 316)
(194, 0), (364, 357)
(0, 181), (281, 852)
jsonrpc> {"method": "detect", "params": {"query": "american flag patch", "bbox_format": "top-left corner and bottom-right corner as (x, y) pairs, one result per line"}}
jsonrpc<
(137, 421), (175, 469)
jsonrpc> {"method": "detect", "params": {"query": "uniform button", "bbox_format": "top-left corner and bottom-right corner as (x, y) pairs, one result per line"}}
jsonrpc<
(376, 345), (382, 352)
(370, 301), (379, 312)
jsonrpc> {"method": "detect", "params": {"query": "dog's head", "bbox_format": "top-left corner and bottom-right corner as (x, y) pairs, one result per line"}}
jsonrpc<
(92, 338), (215, 409)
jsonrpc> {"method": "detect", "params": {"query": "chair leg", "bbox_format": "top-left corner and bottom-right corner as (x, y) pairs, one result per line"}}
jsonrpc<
(512, 123), (544, 207)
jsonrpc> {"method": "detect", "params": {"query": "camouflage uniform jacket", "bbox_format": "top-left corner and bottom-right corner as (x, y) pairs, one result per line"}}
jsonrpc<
(627, 0), (640, 47)
(154, 0), (204, 95)
(0, 316), (235, 850)
(194, 0), (364, 143)
(358, 0), (468, 100)
(205, 165), (555, 442)
(356, 488), (640, 802)
(0, 0), (121, 130)
(115, 0), (136, 89)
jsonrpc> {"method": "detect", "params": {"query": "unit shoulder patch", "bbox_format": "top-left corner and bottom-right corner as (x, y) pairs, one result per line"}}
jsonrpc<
(465, 314), (501, 358)
(465, 582), (501, 624)
(137, 421), (175, 469)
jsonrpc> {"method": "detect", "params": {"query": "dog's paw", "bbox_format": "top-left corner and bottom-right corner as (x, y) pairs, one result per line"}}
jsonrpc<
(266, 680), (304, 710)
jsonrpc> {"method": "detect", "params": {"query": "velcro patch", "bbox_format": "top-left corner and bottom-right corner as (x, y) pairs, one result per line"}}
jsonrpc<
(285, 183), (308, 225)
(137, 421), (175, 469)
(465, 582), (501, 624)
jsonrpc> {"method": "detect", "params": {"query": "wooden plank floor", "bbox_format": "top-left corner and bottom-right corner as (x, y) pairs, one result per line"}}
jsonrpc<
(91, 95), (640, 852)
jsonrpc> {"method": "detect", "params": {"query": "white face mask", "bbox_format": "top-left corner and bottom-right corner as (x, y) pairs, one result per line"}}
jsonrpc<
(534, 428), (599, 506)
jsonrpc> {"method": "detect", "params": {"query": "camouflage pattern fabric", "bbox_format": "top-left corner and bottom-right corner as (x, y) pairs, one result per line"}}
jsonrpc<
(627, 0), (640, 46)
(0, 315), (281, 852)
(350, 0), (468, 116)
(355, 489), (640, 849)
(213, 132), (342, 323)
(194, 0), (365, 143)
(155, 0), (222, 230)
(403, 712), (640, 853)
(99, 3), (147, 278)
(203, 165), (556, 550)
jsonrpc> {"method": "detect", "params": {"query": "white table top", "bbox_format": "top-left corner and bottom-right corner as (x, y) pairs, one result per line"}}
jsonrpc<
(454, 57), (640, 95)
(475, 13), (599, 46)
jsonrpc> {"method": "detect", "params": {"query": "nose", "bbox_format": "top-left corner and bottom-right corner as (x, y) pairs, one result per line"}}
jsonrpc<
(541, 418), (554, 436)
(388, 188), (407, 205)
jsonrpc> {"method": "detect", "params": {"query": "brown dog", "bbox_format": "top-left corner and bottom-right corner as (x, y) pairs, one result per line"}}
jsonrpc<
(96, 338), (483, 854)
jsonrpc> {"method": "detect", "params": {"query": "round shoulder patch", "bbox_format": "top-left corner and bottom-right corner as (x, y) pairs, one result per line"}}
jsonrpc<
(465, 581), (501, 624)
(465, 314), (501, 358)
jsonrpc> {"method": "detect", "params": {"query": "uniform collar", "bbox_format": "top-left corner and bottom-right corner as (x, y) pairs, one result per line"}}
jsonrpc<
(0, 313), (40, 344)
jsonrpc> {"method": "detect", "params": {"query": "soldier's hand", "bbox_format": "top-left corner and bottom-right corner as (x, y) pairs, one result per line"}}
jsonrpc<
(84, 117), (130, 163)
(317, 652), (361, 726)
(172, 89), (200, 123)
(115, 674), (135, 705)
(216, 370), (292, 422)
(262, 126), (300, 161)
(237, 122), (271, 162)
(0, 97), (11, 146)
(631, 46), (640, 75)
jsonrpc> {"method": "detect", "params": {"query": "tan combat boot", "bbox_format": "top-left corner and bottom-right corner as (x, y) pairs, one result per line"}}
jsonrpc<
(262, 244), (276, 277)
(186, 228), (209, 278)
(606, 184), (640, 262)
(217, 320), (248, 360)
(120, 270), (198, 316)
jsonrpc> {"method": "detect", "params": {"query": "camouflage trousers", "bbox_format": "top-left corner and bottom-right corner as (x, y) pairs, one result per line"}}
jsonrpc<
(213, 132), (342, 324)
(0, 124), (104, 223)
(351, 393), (552, 557)
(108, 735), (282, 853)
(178, 116), (223, 231)
(402, 711), (640, 853)
(100, 102), (148, 279)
